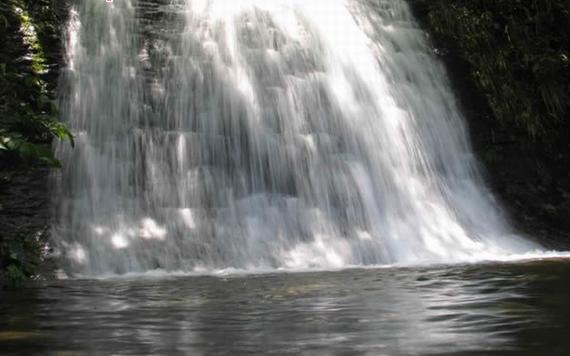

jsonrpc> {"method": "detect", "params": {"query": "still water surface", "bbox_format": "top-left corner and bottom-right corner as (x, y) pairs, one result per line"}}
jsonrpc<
(1, 260), (570, 355)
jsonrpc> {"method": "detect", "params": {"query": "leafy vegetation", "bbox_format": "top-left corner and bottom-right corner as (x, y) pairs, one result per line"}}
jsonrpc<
(412, 0), (569, 138)
(0, 233), (43, 288)
(0, 0), (73, 168)
(1, 0), (70, 288)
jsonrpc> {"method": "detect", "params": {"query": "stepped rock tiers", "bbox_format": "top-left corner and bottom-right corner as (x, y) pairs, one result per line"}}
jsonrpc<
(53, 0), (538, 275)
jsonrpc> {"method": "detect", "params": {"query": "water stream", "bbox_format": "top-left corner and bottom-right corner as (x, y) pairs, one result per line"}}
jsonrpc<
(5, 1), (570, 354)
(3, 262), (570, 354)
(53, 0), (539, 275)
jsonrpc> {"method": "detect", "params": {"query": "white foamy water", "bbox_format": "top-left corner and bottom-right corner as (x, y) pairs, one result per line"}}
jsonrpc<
(53, 0), (545, 276)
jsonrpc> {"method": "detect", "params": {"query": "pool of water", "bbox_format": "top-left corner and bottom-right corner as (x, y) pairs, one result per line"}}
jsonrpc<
(2, 260), (570, 355)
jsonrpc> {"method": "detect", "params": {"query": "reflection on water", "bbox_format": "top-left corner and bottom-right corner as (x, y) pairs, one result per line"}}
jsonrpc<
(2, 261), (570, 355)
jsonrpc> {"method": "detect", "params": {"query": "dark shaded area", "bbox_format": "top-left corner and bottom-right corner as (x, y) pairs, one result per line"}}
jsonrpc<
(0, 0), (69, 287)
(409, 0), (570, 246)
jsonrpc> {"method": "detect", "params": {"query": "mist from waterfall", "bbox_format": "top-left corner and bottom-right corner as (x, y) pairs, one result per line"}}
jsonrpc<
(53, 0), (539, 275)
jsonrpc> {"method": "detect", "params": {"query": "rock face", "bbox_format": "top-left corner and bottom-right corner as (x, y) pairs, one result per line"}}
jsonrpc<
(0, 167), (50, 243)
(0, 0), (69, 283)
(1, 0), (569, 282)
(473, 119), (570, 247)
(0, 166), (55, 286)
(408, 0), (570, 247)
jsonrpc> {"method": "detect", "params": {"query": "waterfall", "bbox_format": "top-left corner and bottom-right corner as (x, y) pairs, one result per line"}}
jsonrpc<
(53, 0), (538, 275)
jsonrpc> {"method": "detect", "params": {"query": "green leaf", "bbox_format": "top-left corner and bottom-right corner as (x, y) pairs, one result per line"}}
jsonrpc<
(43, 120), (75, 147)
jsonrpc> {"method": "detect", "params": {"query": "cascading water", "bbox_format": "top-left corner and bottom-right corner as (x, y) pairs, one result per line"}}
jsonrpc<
(53, 0), (539, 275)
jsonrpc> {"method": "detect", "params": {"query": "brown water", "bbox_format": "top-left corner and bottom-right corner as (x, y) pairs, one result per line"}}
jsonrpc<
(1, 260), (570, 355)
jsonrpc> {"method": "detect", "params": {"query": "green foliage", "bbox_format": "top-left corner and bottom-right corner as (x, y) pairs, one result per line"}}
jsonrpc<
(0, 104), (74, 167)
(0, 0), (73, 167)
(1, 0), (71, 287)
(0, 233), (42, 288)
(1, 131), (61, 167)
(413, 0), (569, 138)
